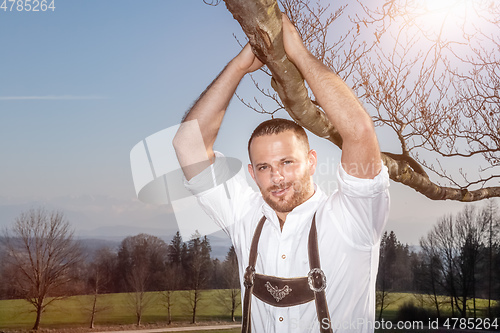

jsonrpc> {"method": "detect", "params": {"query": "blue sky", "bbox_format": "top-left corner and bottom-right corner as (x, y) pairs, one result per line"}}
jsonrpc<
(0, 0), (495, 246)
(1, 1), (234, 198)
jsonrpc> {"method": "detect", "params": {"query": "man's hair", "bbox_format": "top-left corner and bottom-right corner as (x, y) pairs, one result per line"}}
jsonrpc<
(247, 118), (310, 159)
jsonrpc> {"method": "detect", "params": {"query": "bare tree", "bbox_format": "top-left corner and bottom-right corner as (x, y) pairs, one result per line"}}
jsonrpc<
(375, 291), (400, 321)
(128, 274), (157, 327)
(118, 233), (168, 326)
(85, 247), (115, 329)
(160, 263), (183, 325)
(219, 0), (499, 201)
(419, 205), (493, 318)
(376, 231), (404, 320)
(159, 231), (186, 325)
(182, 232), (212, 324)
(1, 207), (83, 330)
(419, 232), (445, 318)
(455, 206), (489, 318)
(215, 245), (241, 322)
(0, 245), (15, 300)
(479, 200), (500, 317)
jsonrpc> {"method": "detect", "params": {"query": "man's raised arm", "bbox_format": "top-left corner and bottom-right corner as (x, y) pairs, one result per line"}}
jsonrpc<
(281, 15), (381, 179)
(173, 44), (263, 180)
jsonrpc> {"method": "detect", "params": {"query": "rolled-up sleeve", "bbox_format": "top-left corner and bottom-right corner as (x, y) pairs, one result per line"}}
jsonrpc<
(325, 161), (390, 247)
(184, 152), (256, 236)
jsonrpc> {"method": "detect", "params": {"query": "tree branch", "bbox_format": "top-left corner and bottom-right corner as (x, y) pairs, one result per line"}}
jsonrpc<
(223, 0), (500, 201)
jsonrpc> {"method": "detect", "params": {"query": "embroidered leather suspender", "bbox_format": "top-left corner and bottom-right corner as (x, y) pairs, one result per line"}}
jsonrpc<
(241, 213), (333, 333)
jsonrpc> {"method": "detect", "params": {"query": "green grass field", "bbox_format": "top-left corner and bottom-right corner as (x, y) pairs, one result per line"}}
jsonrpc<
(0, 290), (242, 330)
(376, 292), (497, 320)
(0, 291), (496, 331)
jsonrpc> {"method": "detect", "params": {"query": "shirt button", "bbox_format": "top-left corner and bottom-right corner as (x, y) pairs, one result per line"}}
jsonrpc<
(281, 254), (286, 259)
(279, 317), (284, 322)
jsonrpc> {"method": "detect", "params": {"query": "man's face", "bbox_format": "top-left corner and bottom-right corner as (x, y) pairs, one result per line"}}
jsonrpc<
(248, 131), (317, 214)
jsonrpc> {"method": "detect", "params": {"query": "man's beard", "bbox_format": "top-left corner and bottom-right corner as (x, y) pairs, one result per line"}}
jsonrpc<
(261, 171), (313, 213)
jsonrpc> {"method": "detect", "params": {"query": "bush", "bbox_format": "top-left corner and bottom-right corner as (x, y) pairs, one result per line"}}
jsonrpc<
(491, 303), (500, 318)
(396, 301), (434, 322)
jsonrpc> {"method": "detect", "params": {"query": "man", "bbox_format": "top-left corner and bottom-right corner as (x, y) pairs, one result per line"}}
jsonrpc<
(173, 15), (390, 333)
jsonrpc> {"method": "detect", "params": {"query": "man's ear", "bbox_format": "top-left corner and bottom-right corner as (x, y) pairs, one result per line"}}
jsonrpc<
(248, 163), (256, 182)
(308, 149), (317, 175)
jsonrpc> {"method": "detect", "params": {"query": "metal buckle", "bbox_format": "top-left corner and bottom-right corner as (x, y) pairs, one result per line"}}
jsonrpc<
(308, 268), (327, 292)
(244, 266), (256, 288)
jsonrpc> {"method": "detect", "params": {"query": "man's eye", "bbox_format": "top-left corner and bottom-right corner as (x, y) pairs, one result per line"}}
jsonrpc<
(283, 160), (292, 165)
(258, 166), (268, 171)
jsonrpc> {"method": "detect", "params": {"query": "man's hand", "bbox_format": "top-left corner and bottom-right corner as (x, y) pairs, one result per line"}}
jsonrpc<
(281, 14), (309, 64)
(232, 43), (264, 75)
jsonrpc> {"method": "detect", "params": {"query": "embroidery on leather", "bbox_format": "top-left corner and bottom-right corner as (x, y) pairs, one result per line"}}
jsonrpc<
(265, 281), (292, 302)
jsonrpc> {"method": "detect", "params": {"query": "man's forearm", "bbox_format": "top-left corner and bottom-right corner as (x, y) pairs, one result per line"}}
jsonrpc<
(291, 50), (373, 144)
(282, 14), (380, 178)
(295, 51), (381, 177)
(181, 60), (247, 155)
(173, 60), (246, 180)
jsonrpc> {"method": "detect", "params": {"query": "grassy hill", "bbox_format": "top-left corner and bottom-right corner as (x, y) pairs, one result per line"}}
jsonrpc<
(0, 291), (497, 331)
(0, 290), (240, 329)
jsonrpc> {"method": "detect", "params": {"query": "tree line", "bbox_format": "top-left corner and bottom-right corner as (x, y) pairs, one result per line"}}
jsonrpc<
(377, 200), (500, 320)
(1, 201), (499, 330)
(0, 208), (240, 329)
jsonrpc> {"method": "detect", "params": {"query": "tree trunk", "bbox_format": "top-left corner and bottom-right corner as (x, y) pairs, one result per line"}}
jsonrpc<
(433, 293), (440, 319)
(31, 297), (46, 331)
(191, 289), (199, 324)
(192, 300), (197, 324)
(223, 0), (500, 202)
(33, 304), (42, 330)
(473, 263), (477, 318)
(90, 292), (97, 329)
(167, 291), (172, 325)
(231, 295), (236, 322)
(450, 295), (454, 317)
(377, 291), (386, 321)
(167, 305), (171, 325)
(462, 295), (467, 318)
(448, 264), (458, 317)
(430, 262), (440, 318)
(488, 216), (493, 317)
(136, 313), (142, 326)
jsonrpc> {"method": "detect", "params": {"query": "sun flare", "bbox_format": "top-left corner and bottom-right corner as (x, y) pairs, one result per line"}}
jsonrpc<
(424, 0), (468, 12)
(418, 0), (478, 36)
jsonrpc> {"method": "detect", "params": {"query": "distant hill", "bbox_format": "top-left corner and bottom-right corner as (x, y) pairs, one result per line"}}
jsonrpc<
(76, 228), (232, 260)
(0, 195), (233, 261)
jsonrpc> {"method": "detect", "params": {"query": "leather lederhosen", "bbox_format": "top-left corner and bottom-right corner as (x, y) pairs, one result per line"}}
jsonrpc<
(241, 213), (333, 333)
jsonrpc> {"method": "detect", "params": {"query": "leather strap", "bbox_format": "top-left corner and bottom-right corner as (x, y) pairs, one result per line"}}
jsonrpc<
(241, 215), (266, 333)
(308, 214), (333, 333)
(242, 214), (332, 333)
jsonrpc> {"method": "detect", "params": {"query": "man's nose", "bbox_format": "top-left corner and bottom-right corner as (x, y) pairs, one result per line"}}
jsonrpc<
(271, 167), (284, 184)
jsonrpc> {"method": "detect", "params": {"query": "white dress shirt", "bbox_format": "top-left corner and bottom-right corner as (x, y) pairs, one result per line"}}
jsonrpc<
(185, 152), (390, 332)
